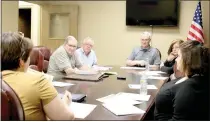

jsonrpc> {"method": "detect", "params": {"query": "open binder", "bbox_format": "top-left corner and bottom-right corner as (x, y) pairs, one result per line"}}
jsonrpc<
(64, 72), (106, 81)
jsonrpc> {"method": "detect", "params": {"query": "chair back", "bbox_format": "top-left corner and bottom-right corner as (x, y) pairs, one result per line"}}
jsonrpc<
(1, 80), (25, 120)
(29, 48), (44, 72)
(34, 46), (52, 73)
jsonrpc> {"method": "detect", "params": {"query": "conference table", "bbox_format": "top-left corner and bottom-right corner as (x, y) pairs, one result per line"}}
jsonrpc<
(53, 66), (168, 120)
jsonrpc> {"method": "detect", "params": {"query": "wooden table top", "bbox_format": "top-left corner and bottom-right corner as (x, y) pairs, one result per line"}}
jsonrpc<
(54, 66), (167, 120)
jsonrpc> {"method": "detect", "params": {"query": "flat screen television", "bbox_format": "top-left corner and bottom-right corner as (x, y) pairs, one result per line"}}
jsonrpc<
(126, 0), (179, 26)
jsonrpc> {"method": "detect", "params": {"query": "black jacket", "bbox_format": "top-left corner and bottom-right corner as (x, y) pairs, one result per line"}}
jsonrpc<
(154, 75), (209, 120)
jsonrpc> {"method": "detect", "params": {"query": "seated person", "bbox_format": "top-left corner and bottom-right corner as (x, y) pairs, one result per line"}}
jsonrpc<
(1, 32), (74, 120)
(161, 39), (183, 74)
(160, 39), (184, 79)
(75, 37), (97, 67)
(154, 40), (209, 120)
(47, 36), (97, 77)
(126, 32), (161, 69)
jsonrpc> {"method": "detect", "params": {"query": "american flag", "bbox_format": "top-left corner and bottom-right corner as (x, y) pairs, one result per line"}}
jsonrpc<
(187, 1), (204, 43)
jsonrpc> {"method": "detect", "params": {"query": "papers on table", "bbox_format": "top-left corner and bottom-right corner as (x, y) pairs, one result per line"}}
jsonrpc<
(102, 71), (118, 75)
(120, 66), (146, 70)
(102, 103), (145, 116)
(75, 70), (98, 75)
(116, 92), (151, 101)
(93, 66), (113, 71)
(147, 76), (168, 80)
(69, 102), (97, 119)
(96, 94), (142, 105)
(128, 84), (157, 90)
(52, 81), (74, 87)
(139, 71), (166, 76)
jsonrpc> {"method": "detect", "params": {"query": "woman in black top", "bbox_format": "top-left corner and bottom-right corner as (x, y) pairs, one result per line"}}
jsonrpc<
(154, 40), (209, 120)
(161, 39), (184, 75)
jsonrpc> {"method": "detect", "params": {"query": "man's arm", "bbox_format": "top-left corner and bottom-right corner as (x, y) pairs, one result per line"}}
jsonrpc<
(126, 48), (145, 66)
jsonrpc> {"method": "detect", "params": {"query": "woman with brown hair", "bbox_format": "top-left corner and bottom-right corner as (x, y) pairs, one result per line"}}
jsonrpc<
(160, 39), (184, 79)
(154, 40), (209, 120)
(1, 32), (74, 120)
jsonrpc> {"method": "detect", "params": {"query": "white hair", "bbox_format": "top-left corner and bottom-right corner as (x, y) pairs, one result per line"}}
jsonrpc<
(64, 36), (77, 45)
(83, 37), (94, 45)
(141, 31), (152, 40)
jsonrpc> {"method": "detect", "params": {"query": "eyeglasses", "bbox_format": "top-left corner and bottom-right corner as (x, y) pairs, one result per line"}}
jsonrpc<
(67, 44), (77, 48)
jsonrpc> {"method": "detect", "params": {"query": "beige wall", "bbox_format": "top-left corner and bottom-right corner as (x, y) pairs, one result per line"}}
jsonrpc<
(2, 1), (18, 32)
(36, 1), (209, 65)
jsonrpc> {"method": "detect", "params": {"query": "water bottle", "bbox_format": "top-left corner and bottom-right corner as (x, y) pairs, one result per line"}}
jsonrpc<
(144, 58), (149, 71)
(140, 75), (148, 95)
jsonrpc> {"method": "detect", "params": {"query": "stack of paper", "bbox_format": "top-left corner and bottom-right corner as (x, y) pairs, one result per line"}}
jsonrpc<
(139, 71), (166, 76)
(102, 103), (145, 116)
(52, 81), (74, 87)
(93, 66), (113, 71)
(75, 70), (98, 75)
(120, 66), (146, 70)
(96, 94), (141, 105)
(116, 92), (151, 101)
(69, 102), (97, 119)
(128, 84), (158, 90)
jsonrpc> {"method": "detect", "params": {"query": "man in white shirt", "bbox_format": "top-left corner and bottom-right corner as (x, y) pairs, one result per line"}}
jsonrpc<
(75, 37), (97, 67)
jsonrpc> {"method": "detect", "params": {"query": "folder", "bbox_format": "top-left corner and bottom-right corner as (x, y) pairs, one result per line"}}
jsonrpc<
(64, 72), (106, 81)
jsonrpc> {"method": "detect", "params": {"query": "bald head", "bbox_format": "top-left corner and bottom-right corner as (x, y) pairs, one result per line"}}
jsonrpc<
(64, 36), (77, 45)
(63, 35), (78, 55)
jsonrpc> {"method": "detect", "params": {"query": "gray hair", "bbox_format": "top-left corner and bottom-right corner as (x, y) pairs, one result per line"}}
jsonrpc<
(141, 31), (152, 40)
(83, 37), (94, 45)
(64, 36), (77, 45)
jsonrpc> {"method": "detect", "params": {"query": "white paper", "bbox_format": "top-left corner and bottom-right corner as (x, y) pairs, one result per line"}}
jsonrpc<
(147, 76), (168, 80)
(96, 94), (142, 105)
(116, 92), (151, 101)
(138, 71), (159, 76)
(75, 70), (98, 75)
(128, 84), (157, 90)
(52, 81), (74, 87)
(69, 102), (97, 119)
(93, 66), (112, 71)
(102, 103), (145, 116)
(120, 66), (146, 70)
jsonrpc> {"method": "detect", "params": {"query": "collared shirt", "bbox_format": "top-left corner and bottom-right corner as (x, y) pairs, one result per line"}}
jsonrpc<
(75, 48), (97, 67)
(127, 46), (161, 65)
(47, 46), (82, 76)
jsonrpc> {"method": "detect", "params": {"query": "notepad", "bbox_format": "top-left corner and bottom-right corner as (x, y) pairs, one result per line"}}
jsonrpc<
(120, 66), (146, 70)
(128, 84), (158, 90)
(52, 81), (74, 87)
(102, 103), (145, 116)
(69, 102), (97, 119)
